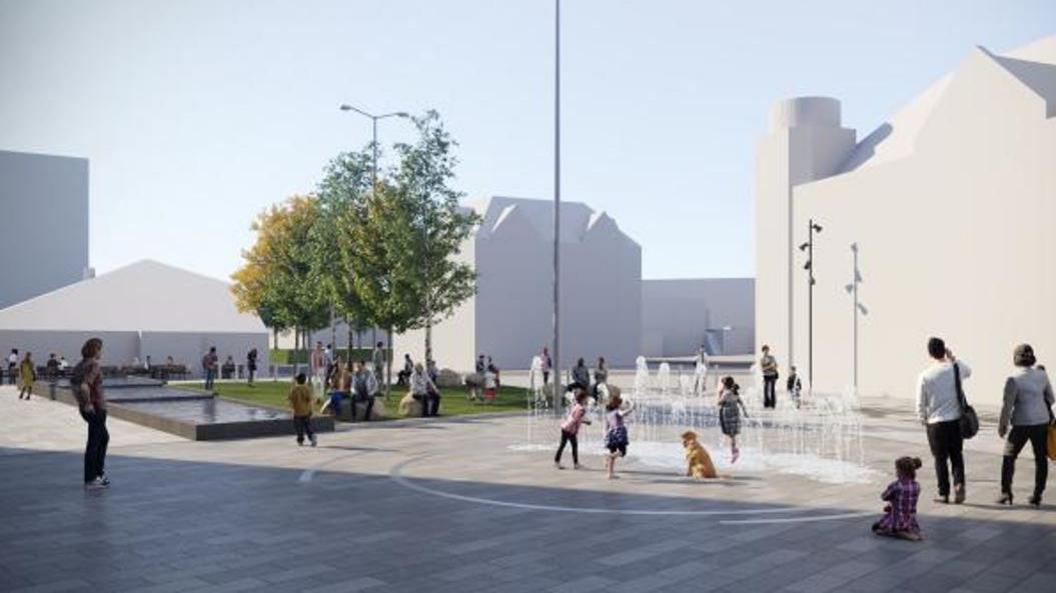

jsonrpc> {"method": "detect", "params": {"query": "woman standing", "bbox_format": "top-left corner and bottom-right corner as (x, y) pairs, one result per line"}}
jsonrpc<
(72, 338), (109, 489)
(17, 352), (36, 400)
(997, 344), (1055, 507)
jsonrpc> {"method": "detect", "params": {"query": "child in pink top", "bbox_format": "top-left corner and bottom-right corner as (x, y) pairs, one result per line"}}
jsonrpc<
(555, 389), (591, 469)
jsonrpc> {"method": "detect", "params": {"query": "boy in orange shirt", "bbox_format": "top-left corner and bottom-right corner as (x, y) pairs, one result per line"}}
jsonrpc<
(288, 373), (317, 447)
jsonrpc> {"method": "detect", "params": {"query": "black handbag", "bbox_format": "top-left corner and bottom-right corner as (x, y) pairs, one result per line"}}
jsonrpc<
(953, 363), (979, 439)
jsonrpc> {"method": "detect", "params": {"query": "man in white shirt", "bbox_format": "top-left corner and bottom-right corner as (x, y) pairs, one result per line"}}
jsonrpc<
(7, 349), (19, 385)
(916, 336), (970, 504)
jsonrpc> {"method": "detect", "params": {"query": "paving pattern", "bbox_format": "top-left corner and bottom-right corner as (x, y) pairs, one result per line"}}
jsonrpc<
(1, 386), (1054, 593)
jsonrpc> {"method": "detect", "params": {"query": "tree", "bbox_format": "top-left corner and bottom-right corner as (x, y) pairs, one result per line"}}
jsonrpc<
(232, 194), (330, 356)
(389, 111), (479, 362)
(314, 149), (376, 355)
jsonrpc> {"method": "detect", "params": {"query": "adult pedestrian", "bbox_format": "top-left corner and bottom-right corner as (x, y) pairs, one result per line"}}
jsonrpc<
(202, 347), (219, 391)
(541, 347), (552, 385)
(352, 360), (379, 421)
(997, 344), (1055, 507)
(6, 349), (17, 385)
(397, 354), (414, 386)
(324, 343), (335, 386)
(310, 342), (326, 396)
(72, 338), (109, 489)
(760, 345), (779, 408)
(17, 352), (35, 400)
(916, 337), (969, 504)
(246, 348), (258, 386)
(371, 341), (386, 387)
(411, 362), (440, 417)
(593, 357), (609, 401)
(569, 358), (590, 394)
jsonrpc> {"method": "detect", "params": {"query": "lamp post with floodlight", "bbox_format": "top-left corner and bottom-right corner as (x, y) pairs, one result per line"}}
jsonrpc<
(798, 219), (822, 390)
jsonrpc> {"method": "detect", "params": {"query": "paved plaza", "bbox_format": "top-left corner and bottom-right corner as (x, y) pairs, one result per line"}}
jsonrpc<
(1, 385), (1054, 593)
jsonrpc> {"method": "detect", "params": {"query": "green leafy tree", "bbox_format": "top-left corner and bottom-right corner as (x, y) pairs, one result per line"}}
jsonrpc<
(390, 110), (479, 362)
(232, 194), (330, 355)
(314, 149), (376, 354)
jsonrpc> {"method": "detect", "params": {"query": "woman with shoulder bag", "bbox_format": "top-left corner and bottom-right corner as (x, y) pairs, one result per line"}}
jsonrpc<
(997, 344), (1054, 507)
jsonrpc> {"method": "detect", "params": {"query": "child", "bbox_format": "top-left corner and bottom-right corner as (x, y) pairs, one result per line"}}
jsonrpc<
(483, 364), (499, 404)
(288, 373), (317, 447)
(717, 376), (748, 463)
(681, 430), (717, 479)
(18, 352), (36, 400)
(604, 387), (634, 479)
(555, 389), (591, 469)
(872, 457), (923, 541)
(786, 365), (802, 409)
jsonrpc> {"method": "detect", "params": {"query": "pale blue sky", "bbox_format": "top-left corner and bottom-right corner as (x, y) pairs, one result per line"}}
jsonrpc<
(1, 1), (1053, 281)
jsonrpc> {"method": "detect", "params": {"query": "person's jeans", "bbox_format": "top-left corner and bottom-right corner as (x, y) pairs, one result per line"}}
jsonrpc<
(555, 430), (579, 465)
(1001, 423), (1049, 496)
(204, 369), (216, 390)
(423, 393), (440, 417)
(763, 375), (778, 408)
(355, 396), (375, 421)
(926, 419), (965, 497)
(293, 415), (315, 443)
(80, 409), (109, 483)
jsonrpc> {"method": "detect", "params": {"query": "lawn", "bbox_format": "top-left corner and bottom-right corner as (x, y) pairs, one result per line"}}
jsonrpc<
(186, 379), (530, 420)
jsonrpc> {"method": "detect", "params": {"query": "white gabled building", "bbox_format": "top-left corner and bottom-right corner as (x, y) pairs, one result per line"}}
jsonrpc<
(396, 196), (642, 372)
(0, 259), (268, 375)
(756, 35), (1056, 403)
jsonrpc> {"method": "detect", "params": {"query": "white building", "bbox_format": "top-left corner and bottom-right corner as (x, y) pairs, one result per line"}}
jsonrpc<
(396, 196), (643, 371)
(0, 150), (89, 309)
(641, 278), (754, 357)
(0, 259), (268, 375)
(756, 35), (1056, 404)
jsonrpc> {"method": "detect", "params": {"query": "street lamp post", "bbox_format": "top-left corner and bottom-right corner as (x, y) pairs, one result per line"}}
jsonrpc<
(798, 218), (822, 390)
(338, 105), (410, 196)
(552, 0), (562, 410)
(338, 104), (410, 390)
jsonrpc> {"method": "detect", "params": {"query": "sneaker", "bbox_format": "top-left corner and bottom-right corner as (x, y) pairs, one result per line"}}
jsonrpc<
(573, 463), (583, 470)
(310, 437), (318, 448)
(98, 474), (110, 486)
(84, 477), (108, 490)
(555, 462), (565, 470)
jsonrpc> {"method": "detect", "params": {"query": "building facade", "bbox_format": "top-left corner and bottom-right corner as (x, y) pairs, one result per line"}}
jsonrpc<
(756, 35), (1056, 404)
(0, 150), (89, 309)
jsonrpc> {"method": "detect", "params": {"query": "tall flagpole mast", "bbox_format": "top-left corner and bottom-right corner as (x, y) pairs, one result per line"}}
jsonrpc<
(552, 0), (562, 410)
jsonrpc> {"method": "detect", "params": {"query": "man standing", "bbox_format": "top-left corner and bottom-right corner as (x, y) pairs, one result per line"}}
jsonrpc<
(541, 347), (552, 385)
(916, 337), (969, 504)
(72, 338), (109, 489)
(310, 342), (326, 398)
(246, 348), (258, 386)
(7, 349), (18, 385)
(371, 342), (386, 389)
(202, 347), (219, 392)
(760, 345), (779, 409)
(324, 343), (335, 386)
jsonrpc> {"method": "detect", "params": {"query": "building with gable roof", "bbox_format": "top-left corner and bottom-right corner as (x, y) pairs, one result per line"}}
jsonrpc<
(0, 259), (268, 375)
(756, 35), (1056, 402)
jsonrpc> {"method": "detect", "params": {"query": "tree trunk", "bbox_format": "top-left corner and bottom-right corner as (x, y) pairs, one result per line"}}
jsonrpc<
(425, 320), (432, 365)
(385, 325), (393, 397)
(345, 316), (353, 361)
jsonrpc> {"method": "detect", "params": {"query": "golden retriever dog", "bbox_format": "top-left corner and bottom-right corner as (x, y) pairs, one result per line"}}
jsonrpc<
(681, 430), (717, 479)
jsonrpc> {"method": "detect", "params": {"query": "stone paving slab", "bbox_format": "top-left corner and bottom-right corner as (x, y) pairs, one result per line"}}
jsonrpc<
(1, 385), (1054, 592)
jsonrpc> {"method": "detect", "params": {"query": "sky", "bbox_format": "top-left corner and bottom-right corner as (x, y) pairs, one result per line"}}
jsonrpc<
(1, 0), (1053, 282)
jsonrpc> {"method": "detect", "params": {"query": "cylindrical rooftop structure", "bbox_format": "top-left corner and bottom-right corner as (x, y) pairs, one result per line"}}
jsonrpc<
(769, 96), (842, 130)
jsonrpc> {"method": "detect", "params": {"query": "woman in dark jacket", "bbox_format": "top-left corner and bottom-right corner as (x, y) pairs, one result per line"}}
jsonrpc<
(997, 344), (1055, 507)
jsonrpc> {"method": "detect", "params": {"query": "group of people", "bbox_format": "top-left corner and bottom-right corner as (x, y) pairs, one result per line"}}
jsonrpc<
(554, 383), (636, 479)
(201, 346), (260, 391)
(467, 354), (501, 403)
(758, 345), (802, 409)
(566, 356), (609, 401)
(877, 337), (1053, 541)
